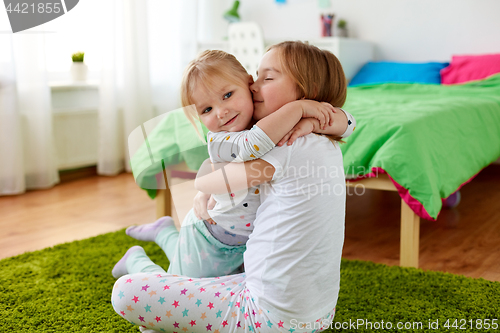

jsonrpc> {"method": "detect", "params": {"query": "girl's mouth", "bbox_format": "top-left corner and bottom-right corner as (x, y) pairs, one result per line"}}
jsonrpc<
(224, 115), (237, 126)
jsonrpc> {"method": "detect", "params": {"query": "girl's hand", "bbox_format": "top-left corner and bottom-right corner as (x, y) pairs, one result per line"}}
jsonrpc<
(193, 191), (216, 224)
(299, 100), (336, 130)
(277, 118), (315, 146)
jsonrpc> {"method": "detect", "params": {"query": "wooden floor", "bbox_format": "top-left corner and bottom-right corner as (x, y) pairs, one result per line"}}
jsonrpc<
(1, 164), (499, 282)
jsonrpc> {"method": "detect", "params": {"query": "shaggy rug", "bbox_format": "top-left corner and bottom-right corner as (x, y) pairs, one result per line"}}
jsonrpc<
(1, 230), (499, 332)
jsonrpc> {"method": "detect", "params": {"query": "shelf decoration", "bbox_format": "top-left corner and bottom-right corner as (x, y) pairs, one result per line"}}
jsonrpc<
(71, 52), (88, 81)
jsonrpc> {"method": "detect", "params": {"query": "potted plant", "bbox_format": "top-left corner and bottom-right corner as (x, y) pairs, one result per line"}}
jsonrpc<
(71, 52), (88, 81)
(337, 19), (348, 38)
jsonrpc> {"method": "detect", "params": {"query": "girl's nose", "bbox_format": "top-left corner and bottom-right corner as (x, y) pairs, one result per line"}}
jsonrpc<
(217, 107), (228, 119)
(250, 81), (258, 93)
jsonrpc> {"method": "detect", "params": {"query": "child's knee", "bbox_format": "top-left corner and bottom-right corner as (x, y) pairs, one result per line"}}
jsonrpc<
(111, 276), (129, 313)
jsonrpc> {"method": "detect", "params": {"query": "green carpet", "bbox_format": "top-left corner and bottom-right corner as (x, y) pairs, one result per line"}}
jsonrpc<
(1, 230), (499, 332)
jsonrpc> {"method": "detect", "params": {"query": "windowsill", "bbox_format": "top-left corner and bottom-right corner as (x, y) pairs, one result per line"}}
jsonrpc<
(49, 80), (99, 91)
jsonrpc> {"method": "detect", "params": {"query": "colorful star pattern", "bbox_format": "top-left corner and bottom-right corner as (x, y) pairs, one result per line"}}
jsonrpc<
(112, 273), (336, 333)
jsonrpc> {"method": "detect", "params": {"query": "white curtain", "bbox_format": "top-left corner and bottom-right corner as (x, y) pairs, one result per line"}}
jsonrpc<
(0, 0), (198, 194)
(0, 33), (59, 195)
(98, 0), (198, 175)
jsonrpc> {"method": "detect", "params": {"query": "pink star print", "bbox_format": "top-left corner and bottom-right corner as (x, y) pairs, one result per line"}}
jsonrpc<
(207, 302), (214, 310)
(138, 315), (145, 322)
(126, 279), (133, 283)
(172, 300), (180, 308)
(173, 322), (180, 328)
(163, 285), (170, 290)
(120, 311), (126, 316)
(214, 292), (221, 297)
(180, 288), (188, 295)
(132, 296), (140, 303)
(190, 320), (196, 327)
(206, 323), (212, 331)
(278, 321), (284, 328)
(155, 316), (161, 323)
(141, 284), (150, 291)
(255, 322), (262, 328)
(222, 321), (228, 327)
(199, 287), (206, 293)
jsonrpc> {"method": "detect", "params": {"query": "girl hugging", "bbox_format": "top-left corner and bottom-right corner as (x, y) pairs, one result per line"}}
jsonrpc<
(112, 41), (354, 333)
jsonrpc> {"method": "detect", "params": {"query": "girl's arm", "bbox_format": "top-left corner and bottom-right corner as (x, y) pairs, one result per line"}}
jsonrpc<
(278, 108), (356, 146)
(194, 158), (275, 194)
(255, 99), (336, 144)
(207, 99), (335, 164)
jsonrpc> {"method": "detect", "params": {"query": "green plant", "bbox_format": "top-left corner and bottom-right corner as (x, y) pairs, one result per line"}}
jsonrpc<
(337, 19), (347, 29)
(71, 52), (85, 62)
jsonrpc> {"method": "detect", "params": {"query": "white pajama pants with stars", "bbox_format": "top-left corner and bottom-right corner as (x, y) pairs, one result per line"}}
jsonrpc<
(126, 209), (246, 278)
(112, 272), (335, 333)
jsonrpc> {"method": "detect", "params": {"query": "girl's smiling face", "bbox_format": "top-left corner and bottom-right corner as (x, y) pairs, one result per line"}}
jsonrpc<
(192, 76), (254, 133)
(250, 49), (299, 120)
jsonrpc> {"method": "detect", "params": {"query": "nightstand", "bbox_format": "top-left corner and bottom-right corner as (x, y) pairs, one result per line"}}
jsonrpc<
(303, 37), (373, 82)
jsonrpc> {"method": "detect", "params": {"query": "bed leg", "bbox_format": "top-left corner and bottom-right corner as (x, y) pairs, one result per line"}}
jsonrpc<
(156, 168), (173, 218)
(400, 199), (420, 268)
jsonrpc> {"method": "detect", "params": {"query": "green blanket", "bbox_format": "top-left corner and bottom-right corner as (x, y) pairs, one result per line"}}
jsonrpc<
(130, 75), (500, 219)
(342, 74), (500, 220)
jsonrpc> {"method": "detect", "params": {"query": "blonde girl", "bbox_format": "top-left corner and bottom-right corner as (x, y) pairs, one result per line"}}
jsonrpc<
(113, 49), (354, 280)
(112, 41), (352, 332)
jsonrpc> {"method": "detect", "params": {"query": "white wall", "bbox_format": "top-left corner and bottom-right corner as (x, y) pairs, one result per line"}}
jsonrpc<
(238, 0), (500, 62)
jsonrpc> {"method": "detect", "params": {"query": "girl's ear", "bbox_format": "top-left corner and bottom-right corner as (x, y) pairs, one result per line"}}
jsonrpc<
(248, 74), (254, 86)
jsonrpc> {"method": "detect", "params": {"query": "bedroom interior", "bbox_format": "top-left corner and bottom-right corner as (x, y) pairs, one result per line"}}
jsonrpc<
(1, 0), (500, 271)
(1, 1), (500, 329)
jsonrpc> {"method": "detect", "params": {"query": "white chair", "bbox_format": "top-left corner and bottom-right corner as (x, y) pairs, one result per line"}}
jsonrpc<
(227, 22), (265, 78)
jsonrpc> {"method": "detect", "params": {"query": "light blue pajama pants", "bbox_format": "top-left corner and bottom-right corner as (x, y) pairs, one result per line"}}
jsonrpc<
(125, 209), (246, 278)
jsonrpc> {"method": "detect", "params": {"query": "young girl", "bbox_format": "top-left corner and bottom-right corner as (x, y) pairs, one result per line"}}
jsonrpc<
(113, 49), (355, 279)
(112, 41), (350, 332)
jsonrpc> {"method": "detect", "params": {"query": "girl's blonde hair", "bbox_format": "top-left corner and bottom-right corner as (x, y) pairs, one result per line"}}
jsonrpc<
(267, 41), (347, 142)
(180, 50), (250, 135)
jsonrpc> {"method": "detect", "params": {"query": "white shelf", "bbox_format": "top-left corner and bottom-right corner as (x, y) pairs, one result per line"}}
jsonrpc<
(49, 81), (99, 91)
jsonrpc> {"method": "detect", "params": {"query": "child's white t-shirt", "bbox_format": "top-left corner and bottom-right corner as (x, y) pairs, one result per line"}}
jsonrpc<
(243, 133), (346, 323)
(206, 125), (275, 238)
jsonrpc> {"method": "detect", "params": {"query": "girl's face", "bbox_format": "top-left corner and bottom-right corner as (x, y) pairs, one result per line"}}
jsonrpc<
(250, 49), (299, 120)
(191, 75), (254, 133)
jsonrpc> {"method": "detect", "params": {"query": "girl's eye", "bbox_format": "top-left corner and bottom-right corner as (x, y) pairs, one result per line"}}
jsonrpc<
(223, 92), (232, 99)
(264, 78), (273, 81)
(202, 107), (212, 114)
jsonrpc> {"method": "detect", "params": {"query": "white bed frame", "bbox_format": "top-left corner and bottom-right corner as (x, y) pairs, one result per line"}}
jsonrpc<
(155, 162), (420, 268)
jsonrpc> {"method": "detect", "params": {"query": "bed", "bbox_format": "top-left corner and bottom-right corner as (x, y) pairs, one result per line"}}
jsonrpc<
(129, 69), (500, 269)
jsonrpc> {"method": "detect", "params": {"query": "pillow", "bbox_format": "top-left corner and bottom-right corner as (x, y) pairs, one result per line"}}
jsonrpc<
(349, 61), (449, 86)
(440, 53), (500, 85)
